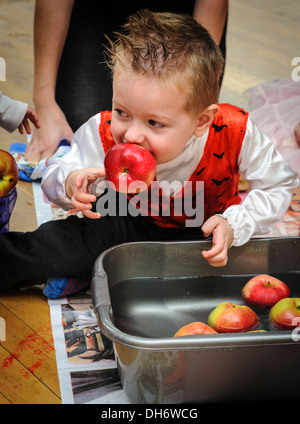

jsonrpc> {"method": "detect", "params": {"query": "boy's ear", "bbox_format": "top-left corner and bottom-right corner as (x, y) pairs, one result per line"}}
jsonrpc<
(193, 104), (219, 137)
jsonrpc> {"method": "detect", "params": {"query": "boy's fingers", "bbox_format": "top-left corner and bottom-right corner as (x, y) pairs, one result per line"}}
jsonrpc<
(75, 174), (85, 189)
(202, 244), (221, 258)
(82, 210), (101, 219)
(201, 215), (219, 237)
(71, 199), (92, 211)
(75, 169), (105, 191)
(202, 247), (228, 267)
(76, 193), (97, 205)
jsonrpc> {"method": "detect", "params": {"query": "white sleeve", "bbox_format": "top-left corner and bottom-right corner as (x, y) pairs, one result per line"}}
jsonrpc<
(0, 91), (27, 132)
(41, 113), (106, 209)
(221, 118), (299, 246)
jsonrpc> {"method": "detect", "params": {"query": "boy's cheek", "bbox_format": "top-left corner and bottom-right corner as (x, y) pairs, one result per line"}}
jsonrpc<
(110, 124), (122, 144)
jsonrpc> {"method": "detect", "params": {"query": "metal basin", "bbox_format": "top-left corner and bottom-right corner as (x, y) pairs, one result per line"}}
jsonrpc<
(92, 237), (300, 403)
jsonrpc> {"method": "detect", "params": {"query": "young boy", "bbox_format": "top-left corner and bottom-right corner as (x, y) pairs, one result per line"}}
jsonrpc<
(0, 10), (298, 289)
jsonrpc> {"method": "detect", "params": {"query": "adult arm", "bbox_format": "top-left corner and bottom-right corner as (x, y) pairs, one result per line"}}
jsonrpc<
(193, 0), (228, 46)
(25, 0), (75, 161)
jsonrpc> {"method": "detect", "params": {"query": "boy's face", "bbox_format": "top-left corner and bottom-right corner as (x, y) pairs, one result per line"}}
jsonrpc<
(111, 68), (202, 165)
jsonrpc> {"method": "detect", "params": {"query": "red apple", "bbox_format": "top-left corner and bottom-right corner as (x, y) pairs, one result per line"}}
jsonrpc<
(0, 149), (19, 197)
(242, 274), (290, 309)
(269, 297), (300, 330)
(208, 301), (259, 333)
(173, 322), (217, 337)
(104, 143), (156, 194)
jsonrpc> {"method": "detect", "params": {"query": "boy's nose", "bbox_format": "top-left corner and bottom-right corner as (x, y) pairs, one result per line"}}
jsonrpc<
(124, 124), (145, 145)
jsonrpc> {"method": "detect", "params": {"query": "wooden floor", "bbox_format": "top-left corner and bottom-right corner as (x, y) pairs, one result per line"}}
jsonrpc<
(0, 0), (299, 404)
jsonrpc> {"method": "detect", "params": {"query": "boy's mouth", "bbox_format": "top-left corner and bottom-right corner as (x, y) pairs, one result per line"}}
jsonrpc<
(119, 141), (155, 159)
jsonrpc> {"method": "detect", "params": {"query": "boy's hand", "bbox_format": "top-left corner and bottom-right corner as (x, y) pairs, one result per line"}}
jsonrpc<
(66, 168), (105, 219)
(201, 215), (234, 267)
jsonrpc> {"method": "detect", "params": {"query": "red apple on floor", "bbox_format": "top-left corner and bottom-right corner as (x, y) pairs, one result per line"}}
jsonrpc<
(104, 143), (156, 193)
(208, 301), (259, 333)
(173, 322), (217, 337)
(242, 274), (290, 309)
(0, 149), (19, 197)
(269, 297), (300, 330)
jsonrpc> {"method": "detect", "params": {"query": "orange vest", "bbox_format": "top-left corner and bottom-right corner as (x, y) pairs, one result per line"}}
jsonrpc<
(99, 104), (248, 228)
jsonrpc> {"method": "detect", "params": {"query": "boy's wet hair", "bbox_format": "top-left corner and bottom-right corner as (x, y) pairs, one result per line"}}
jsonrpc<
(105, 9), (224, 114)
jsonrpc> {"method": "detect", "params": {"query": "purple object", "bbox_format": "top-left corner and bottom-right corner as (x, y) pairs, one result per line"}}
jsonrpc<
(0, 187), (17, 233)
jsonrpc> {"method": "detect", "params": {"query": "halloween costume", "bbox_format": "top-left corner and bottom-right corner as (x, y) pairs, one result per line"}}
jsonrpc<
(0, 105), (297, 288)
(42, 104), (298, 245)
(98, 106), (247, 229)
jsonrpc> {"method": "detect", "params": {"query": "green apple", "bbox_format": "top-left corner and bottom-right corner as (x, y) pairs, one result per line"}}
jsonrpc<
(269, 297), (300, 330)
(208, 301), (259, 333)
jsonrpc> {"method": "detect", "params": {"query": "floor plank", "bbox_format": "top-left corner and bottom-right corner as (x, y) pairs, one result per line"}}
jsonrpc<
(0, 345), (60, 404)
(0, 290), (61, 401)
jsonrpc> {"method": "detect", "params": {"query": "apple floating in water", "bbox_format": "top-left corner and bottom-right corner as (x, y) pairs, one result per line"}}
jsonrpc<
(241, 274), (290, 309)
(173, 322), (217, 337)
(269, 298), (300, 330)
(208, 301), (259, 333)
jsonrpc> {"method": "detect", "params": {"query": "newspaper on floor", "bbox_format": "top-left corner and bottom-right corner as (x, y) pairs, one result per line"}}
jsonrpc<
(32, 182), (131, 404)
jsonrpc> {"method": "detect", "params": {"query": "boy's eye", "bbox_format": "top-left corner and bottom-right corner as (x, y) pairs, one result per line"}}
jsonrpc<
(149, 119), (164, 128)
(115, 108), (127, 117)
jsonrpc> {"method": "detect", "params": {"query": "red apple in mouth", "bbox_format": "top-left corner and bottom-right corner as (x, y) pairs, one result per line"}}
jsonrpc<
(173, 322), (217, 337)
(0, 149), (19, 197)
(269, 297), (300, 330)
(104, 143), (156, 193)
(241, 274), (291, 309)
(208, 301), (259, 333)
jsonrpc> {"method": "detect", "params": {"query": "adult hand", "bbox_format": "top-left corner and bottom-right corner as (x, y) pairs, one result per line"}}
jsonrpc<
(24, 102), (74, 162)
